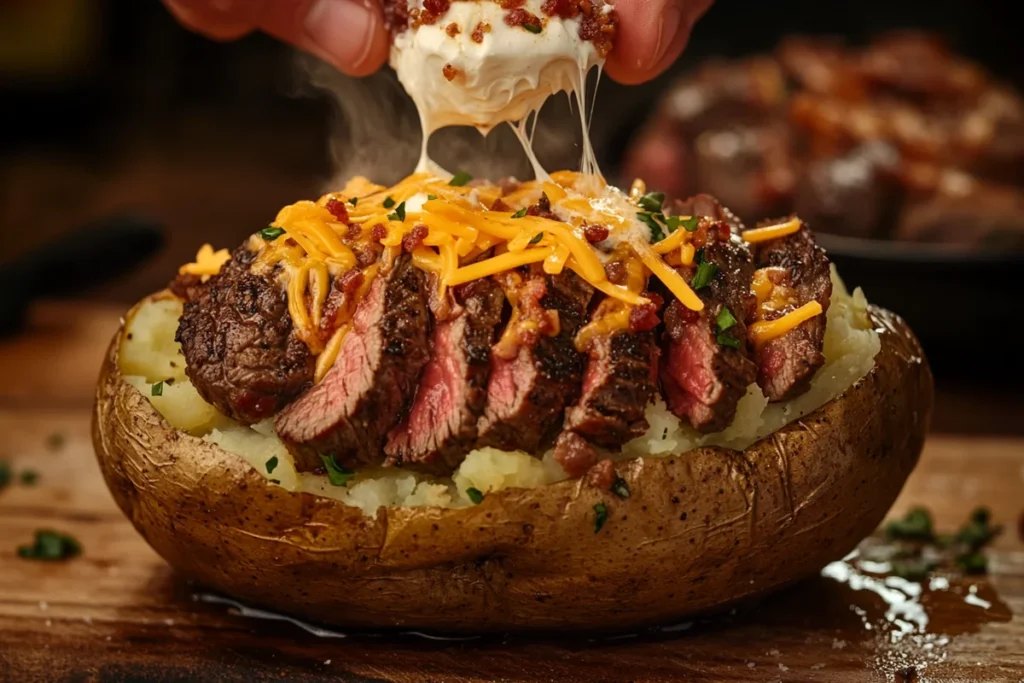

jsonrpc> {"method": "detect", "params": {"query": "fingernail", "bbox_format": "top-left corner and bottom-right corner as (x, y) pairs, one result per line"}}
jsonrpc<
(304, 0), (376, 73)
(644, 2), (684, 70)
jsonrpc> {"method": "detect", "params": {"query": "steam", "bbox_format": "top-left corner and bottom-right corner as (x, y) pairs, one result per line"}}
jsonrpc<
(296, 54), (595, 189)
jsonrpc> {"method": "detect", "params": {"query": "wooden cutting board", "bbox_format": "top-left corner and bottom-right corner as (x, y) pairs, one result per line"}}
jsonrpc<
(1, 302), (1022, 682)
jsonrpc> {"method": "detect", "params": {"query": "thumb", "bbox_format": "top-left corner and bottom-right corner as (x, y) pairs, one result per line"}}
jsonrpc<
(605, 0), (714, 85)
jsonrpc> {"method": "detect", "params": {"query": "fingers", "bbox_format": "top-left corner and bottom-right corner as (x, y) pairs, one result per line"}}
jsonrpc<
(605, 0), (714, 85)
(162, 0), (390, 77)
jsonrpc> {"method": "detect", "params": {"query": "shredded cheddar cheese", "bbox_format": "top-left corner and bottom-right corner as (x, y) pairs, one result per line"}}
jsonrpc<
(179, 244), (231, 280)
(742, 218), (802, 243)
(749, 301), (824, 345)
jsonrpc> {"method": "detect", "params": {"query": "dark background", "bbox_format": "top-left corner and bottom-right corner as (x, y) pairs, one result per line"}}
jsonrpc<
(3, 0), (1021, 301)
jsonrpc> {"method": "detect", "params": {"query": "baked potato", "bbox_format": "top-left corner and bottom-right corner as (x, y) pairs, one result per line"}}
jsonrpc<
(93, 292), (931, 631)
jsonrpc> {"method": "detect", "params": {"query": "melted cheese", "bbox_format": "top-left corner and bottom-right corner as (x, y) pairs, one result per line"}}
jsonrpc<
(749, 301), (824, 345)
(742, 218), (802, 243)
(179, 244), (231, 279)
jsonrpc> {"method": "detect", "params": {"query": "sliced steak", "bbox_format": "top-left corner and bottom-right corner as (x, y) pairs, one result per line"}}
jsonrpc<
(750, 224), (833, 401)
(384, 278), (505, 472)
(476, 267), (593, 453)
(176, 245), (315, 425)
(275, 253), (431, 469)
(660, 214), (758, 433)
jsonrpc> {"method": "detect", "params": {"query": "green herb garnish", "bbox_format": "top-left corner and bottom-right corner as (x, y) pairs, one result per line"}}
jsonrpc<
(637, 212), (666, 243)
(20, 470), (39, 486)
(691, 260), (718, 290)
(528, 232), (544, 245)
(383, 196), (396, 209)
(638, 191), (666, 213)
(611, 477), (630, 499)
(427, 194), (438, 201)
(258, 226), (286, 241)
(449, 172), (473, 187)
(512, 207), (529, 219)
(955, 507), (1002, 550)
(265, 457), (279, 475)
(387, 201), (407, 222)
(891, 558), (938, 581)
(885, 506), (935, 542)
(593, 502), (608, 533)
(348, 197), (358, 207)
(319, 453), (354, 487)
(466, 487), (484, 504)
(679, 216), (700, 232)
(522, 23), (542, 34)
(151, 381), (164, 397)
(716, 333), (741, 349)
(716, 307), (737, 332)
(956, 551), (989, 574)
(17, 530), (81, 561)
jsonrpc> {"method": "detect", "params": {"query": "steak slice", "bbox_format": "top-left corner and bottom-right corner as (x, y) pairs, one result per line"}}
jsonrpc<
(750, 224), (833, 401)
(660, 218), (758, 433)
(384, 278), (505, 472)
(275, 253), (431, 469)
(176, 245), (315, 425)
(476, 267), (593, 453)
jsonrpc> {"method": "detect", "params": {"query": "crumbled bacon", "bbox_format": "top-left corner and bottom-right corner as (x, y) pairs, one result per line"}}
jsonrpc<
(442, 63), (460, 81)
(325, 197), (350, 224)
(355, 243), (383, 268)
(320, 268), (365, 334)
(554, 431), (598, 478)
(604, 261), (627, 284)
(690, 218), (733, 248)
(541, 0), (580, 18)
(578, 7), (617, 58)
(499, 0), (526, 8)
(505, 8), (542, 31)
(583, 222), (610, 243)
(445, 22), (460, 37)
(490, 198), (512, 212)
(337, 268), (365, 297)
(471, 22), (491, 43)
(370, 223), (388, 242)
(402, 224), (429, 252)
(419, 0), (450, 24)
(629, 291), (664, 332)
(345, 223), (362, 240)
(526, 193), (557, 220)
(586, 458), (616, 490)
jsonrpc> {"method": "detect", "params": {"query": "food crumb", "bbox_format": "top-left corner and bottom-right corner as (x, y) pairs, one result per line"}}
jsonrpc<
(442, 63), (460, 81)
(832, 638), (846, 650)
(769, 648), (780, 656)
(45, 619), (52, 627)
(324, 659), (332, 665)
(39, 601), (48, 611)
(747, 662), (755, 668)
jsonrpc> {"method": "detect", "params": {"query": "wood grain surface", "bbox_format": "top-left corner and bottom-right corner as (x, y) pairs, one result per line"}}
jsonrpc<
(1, 301), (1022, 682)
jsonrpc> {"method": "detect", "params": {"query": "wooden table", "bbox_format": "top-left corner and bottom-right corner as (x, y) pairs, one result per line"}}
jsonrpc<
(1, 301), (1022, 682)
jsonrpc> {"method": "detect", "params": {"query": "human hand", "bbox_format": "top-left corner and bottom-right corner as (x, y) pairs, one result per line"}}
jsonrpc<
(162, 0), (713, 83)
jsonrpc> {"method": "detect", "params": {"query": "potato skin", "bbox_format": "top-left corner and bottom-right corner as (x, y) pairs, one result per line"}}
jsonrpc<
(93, 296), (932, 632)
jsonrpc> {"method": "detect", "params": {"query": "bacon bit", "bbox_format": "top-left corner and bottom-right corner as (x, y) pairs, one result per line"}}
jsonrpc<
(355, 243), (383, 268)
(445, 22), (460, 37)
(471, 21), (491, 43)
(454, 279), (486, 302)
(337, 268), (365, 297)
(541, 0), (580, 18)
(629, 291), (664, 332)
(583, 222), (609, 243)
(345, 223), (362, 240)
(369, 223), (387, 242)
(442, 64), (460, 81)
(324, 197), (350, 224)
(526, 193), (557, 220)
(554, 432), (598, 479)
(539, 309), (560, 336)
(499, 0), (526, 8)
(578, 8), (617, 58)
(419, 0), (450, 24)
(604, 261), (627, 284)
(505, 8), (543, 31)
(586, 458), (616, 490)
(402, 223), (429, 252)
(490, 198), (512, 212)
(691, 218), (732, 248)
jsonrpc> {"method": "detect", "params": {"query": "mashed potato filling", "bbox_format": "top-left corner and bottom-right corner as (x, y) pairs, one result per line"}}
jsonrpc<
(119, 268), (878, 516)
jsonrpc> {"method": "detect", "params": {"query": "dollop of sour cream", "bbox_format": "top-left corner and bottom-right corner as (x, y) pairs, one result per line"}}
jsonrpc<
(390, 0), (610, 178)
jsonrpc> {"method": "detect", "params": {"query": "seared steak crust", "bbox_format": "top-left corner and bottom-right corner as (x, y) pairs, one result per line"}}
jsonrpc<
(476, 268), (593, 453)
(176, 246), (314, 425)
(275, 253), (431, 470)
(752, 225), (833, 401)
(564, 330), (658, 446)
(385, 278), (505, 471)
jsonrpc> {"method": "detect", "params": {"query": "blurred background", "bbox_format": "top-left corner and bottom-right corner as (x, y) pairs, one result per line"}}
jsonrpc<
(1, 0), (1021, 419)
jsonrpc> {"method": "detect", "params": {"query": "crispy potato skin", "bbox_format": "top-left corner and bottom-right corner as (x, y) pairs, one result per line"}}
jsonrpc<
(93, 295), (932, 632)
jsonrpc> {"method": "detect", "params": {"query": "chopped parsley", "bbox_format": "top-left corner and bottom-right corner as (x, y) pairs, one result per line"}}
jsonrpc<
(522, 23), (542, 34)
(512, 207), (529, 218)
(891, 558), (938, 581)
(265, 456), (279, 475)
(716, 307), (737, 332)
(716, 333), (741, 349)
(427, 194), (438, 201)
(637, 212), (666, 243)
(691, 260), (718, 290)
(679, 216), (700, 232)
(449, 171), (473, 187)
(885, 507), (935, 542)
(387, 201), (407, 222)
(17, 530), (81, 561)
(956, 551), (989, 574)
(593, 502), (608, 533)
(466, 487), (484, 504)
(383, 196), (396, 209)
(528, 232), (544, 245)
(611, 477), (630, 499)
(151, 381), (164, 397)
(258, 226), (286, 242)
(348, 197), (358, 207)
(956, 507), (1001, 549)
(20, 470), (39, 486)
(319, 453), (354, 487)
(638, 191), (666, 213)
